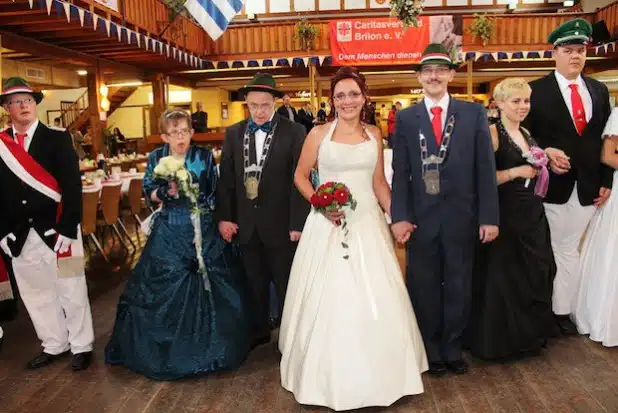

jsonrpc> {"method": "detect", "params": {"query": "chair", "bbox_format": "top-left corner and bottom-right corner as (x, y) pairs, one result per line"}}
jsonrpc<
(81, 187), (108, 262)
(97, 182), (135, 252)
(120, 178), (145, 246)
(120, 161), (132, 172)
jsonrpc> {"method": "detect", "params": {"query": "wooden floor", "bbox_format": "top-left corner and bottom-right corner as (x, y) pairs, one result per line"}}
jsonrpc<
(2, 224), (618, 413)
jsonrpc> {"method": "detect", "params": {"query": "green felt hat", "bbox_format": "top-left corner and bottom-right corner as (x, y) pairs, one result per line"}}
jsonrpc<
(548, 18), (592, 47)
(414, 43), (459, 70)
(238, 73), (283, 98)
(0, 77), (44, 105)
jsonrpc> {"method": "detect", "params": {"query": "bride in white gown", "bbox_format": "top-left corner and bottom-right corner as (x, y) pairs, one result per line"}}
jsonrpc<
(573, 107), (618, 347)
(279, 67), (427, 411)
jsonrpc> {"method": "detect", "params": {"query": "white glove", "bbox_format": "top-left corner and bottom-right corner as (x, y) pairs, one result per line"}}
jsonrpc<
(54, 234), (74, 254)
(0, 233), (16, 257)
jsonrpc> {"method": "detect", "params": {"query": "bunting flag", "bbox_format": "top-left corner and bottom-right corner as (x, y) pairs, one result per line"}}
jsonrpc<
(77, 7), (84, 26)
(20, 0), (203, 68)
(184, 0), (244, 40)
(62, 1), (70, 22)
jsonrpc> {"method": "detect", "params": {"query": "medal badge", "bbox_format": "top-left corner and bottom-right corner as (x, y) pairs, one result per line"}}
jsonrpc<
(245, 176), (259, 200)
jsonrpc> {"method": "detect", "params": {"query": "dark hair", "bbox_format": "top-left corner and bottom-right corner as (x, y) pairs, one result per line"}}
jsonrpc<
(329, 66), (371, 122)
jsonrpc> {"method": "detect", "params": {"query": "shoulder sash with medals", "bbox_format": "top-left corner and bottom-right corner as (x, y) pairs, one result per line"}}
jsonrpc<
(243, 122), (277, 200)
(419, 115), (456, 195)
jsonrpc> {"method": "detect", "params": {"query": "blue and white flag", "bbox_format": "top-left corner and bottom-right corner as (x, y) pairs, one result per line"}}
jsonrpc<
(184, 0), (244, 40)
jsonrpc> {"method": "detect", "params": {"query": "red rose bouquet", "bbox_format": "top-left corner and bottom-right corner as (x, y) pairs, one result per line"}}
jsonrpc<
(310, 182), (357, 259)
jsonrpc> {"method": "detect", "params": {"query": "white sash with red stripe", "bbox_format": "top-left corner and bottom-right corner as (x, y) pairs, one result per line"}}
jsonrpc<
(0, 131), (84, 277)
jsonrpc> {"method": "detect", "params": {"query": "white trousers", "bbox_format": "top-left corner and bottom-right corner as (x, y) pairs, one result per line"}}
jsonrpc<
(544, 187), (596, 315)
(12, 229), (94, 355)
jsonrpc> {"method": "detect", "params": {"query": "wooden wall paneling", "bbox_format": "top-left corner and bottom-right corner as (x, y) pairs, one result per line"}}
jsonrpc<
(286, 24), (293, 52)
(268, 26), (276, 54)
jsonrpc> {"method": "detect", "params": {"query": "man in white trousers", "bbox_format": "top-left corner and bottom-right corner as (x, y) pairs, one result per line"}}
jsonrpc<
(0, 77), (94, 370)
(523, 19), (613, 335)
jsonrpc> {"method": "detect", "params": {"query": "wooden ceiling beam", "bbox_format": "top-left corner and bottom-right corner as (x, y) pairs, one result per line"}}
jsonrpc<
(37, 29), (102, 40)
(17, 25), (86, 34)
(0, 30), (146, 77)
(0, 16), (64, 25)
(72, 45), (136, 53)
(0, 4), (36, 13)
(55, 38), (118, 46)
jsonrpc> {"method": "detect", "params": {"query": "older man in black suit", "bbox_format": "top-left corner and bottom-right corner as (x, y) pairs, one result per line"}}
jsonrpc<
(216, 74), (309, 348)
(523, 18), (612, 335)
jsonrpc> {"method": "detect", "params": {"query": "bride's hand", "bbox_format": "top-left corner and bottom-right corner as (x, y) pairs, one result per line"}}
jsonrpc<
(322, 210), (345, 225)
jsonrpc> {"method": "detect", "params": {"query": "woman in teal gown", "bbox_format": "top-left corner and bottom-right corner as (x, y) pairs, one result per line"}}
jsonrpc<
(105, 109), (250, 380)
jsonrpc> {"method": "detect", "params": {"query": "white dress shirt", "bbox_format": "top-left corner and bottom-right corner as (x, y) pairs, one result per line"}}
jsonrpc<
(554, 71), (593, 124)
(253, 113), (275, 165)
(12, 120), (39, 152)
(423, 93), (450, 133)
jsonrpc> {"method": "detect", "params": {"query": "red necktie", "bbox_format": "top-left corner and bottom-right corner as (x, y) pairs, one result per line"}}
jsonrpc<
(430, 106), (443, 145)
(569, 84), (587, 135)
(15, 133), (26, 149)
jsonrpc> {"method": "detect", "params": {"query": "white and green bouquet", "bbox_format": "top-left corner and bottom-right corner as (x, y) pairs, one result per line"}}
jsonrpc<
(153, 156), (207, 280)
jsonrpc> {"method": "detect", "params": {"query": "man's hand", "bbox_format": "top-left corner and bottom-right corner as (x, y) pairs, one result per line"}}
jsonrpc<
(289, 231), (302, 242)
(0, 233), (16, 257)
(479, 225), (499, 244)
(594, 187), (611, 208)
(218, 221), (238, 243)
(545, 147), (571, 175)
(54, 234), (75, 254)
(391, 221), (416, 244)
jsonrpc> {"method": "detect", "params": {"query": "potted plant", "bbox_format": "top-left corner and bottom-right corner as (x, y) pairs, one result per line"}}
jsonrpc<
(293, 17), (320, 51)
(466, 13), (495, 46)
(390, 0), (424, 29)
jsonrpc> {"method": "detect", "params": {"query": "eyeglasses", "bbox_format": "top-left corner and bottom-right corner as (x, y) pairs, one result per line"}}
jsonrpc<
(420, 67), (451, 76)
(165, 129), (192, 139)
(333, 91), (363, 102)
(247, 102), (274, 112)
(7, 98), (35, 107)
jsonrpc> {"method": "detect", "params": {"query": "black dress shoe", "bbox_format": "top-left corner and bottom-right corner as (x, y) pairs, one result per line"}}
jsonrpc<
(446, 359), (469, 374)
(71, 352), (93, 371)
(427, 361), (448, 377)
(26, 351), (69, 370)
(556, 315), (578, 335)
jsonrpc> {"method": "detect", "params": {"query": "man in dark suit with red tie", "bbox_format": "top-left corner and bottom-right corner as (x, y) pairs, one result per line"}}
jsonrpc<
(391, 44), (499, 376)
(523, 19), (612, 335)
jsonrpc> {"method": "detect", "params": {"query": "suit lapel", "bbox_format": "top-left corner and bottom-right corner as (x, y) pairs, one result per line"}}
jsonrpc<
(583, 75), (600, 131)
(415, 102), (439, 154)
(547, 72), (579, 136)
(259, 114), (281, 178)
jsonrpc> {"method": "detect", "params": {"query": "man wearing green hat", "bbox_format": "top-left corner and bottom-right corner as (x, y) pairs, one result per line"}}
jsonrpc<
(523, 18), (612, 336)
(391, 44), (499, 375)
(0, 77), (94, 370)
(215, 73), (309, 349)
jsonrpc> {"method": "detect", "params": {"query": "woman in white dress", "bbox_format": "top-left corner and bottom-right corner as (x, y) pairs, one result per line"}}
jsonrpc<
(573, 107), (618, 346)
(279, 67), (427, 411)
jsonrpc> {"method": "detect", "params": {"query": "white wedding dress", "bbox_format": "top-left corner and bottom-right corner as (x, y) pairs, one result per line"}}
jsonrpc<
(279, 121), (428, 411)
(573, 108), (618, 347)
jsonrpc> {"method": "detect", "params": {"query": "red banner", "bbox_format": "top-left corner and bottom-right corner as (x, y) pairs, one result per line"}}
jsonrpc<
(329, 16), (463, 66)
